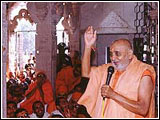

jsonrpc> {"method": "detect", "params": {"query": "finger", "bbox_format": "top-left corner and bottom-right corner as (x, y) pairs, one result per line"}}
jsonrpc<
(85, 26), (90, 33)
(101, 92), (106, 98)
(90, 26), (93, 33)
(94, 30), (97, 38)
(101, 84), (107, 88)
(88, 26), (93, 34)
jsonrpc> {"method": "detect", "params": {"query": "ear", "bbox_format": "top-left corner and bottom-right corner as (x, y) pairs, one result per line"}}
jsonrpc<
(128, 49), (133, 59)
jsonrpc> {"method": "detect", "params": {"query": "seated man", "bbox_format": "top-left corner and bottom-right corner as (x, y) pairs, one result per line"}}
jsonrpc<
(7, 101), (17, 118)
(30, 100), (49, 118)
(20, 71), (56, 114)
(51, 95), (71, 118)
(68, 94), (91, 118)
(56, 63), (81, 96)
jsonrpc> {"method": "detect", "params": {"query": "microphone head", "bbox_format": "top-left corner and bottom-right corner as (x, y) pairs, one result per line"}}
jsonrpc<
(108, 66), (114, 74)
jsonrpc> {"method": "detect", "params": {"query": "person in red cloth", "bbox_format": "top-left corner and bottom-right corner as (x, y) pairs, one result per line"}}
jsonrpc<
(55, 63), (81, 97)
(20, 71), (56, 114)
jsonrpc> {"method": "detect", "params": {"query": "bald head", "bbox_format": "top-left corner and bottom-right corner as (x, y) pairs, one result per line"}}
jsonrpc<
(110, 39), (132, 50)
(110, 39), (133, 71)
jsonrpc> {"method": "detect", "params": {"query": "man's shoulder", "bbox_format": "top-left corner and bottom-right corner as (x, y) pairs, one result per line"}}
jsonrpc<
(91, 63), (111, 70)
(90, 64), (112, 77)
(138, 60), (155, 72)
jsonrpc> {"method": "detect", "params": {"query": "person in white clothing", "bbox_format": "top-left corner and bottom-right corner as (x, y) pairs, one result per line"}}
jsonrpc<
(30, 101), (50, 118)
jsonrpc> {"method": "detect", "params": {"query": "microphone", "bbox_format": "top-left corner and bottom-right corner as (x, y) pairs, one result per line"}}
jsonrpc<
(103, 66), (114, 100)
(106, 66), (114, 85)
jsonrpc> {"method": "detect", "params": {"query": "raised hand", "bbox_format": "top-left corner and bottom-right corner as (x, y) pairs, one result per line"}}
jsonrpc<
(84, 26), (97, 48)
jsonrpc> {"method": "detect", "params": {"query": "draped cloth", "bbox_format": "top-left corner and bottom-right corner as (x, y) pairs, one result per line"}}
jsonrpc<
(20, 80), (56, 114)
(56, 66), (81, 96)
(78, 55), (156, 118)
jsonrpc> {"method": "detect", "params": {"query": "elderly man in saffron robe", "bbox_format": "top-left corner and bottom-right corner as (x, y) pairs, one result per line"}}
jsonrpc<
(78, 26), (156, 118)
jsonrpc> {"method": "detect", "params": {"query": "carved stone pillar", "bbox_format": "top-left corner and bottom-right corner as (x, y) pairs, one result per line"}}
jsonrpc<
(27, 2), (58, 96)
(2, 2), (8, 118)
(68, 3), (81, 58)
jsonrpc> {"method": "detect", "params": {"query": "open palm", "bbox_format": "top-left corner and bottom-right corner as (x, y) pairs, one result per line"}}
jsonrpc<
(84, 26), (97, 47)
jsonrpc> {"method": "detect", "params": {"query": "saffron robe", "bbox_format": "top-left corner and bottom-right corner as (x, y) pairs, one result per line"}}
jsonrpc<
(56, 66), (81, 96)
(78, 55), (156, 118)
(20, 80), (56, 114)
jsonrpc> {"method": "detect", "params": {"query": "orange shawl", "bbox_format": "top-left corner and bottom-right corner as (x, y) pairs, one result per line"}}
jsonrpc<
(20, 80), (56, 114)
(78, 55), (156, 118)
(56, 66), (81, 96)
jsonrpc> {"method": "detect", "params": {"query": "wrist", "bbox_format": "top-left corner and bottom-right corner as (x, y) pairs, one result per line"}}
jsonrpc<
(110, 90), (117, 99)
(85, 46), (92, 50)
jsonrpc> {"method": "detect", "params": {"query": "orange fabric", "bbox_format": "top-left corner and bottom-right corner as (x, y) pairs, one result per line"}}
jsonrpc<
(55, 66), (81, 96)
(72, 92), (82, 101)
(57, 85), (68, 95)
(20, 80), (56, 114)
(78, 55), (156, 118)
(47, 101), (56, 114)
(142, 69), (155, 86)
(103, 70), (124, 116)
(112, 71), (123, 89)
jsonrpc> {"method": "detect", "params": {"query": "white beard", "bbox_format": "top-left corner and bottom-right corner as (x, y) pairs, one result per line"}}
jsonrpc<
(112, 60), (130, 71)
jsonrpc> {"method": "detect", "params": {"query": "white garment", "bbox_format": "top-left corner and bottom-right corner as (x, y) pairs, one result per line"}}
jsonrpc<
(17, 97), (27, 108)
(29, 112), (50, 118)
(51, 109), (64, 117)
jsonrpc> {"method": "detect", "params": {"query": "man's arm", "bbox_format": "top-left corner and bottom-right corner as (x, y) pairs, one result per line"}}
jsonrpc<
(82, 26), (96, 77)
(101, 75), (154, 117)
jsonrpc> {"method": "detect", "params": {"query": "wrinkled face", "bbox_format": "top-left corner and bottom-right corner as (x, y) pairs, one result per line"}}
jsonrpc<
(16, 111), (29, 118)
(7, 103), (17, 118)
(110, 42), (132, 71)
(34, 102), (44, 118)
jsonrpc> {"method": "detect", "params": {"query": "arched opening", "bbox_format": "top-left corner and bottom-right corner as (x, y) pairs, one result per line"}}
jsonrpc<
(8, 2), (36, 81)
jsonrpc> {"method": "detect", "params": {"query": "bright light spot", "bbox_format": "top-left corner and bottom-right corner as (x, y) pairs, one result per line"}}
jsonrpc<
(56, 17), (69, 54)
(10, 2), (27, 20)
(9, 2), (36, 74)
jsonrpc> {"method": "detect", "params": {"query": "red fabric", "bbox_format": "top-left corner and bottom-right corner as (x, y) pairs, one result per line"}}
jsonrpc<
(72, 92), (82, 102)
(56, 66), (81, 96)
(20, 80), (56, 114)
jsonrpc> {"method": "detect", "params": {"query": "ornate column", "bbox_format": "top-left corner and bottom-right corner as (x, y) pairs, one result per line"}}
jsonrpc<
(68, 3), (81, 58)
(27, 2), (59, 96)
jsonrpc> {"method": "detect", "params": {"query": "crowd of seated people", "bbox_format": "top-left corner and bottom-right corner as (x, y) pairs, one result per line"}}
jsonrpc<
(6, 43), (91, 118)
(54, 42), (90, 118)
